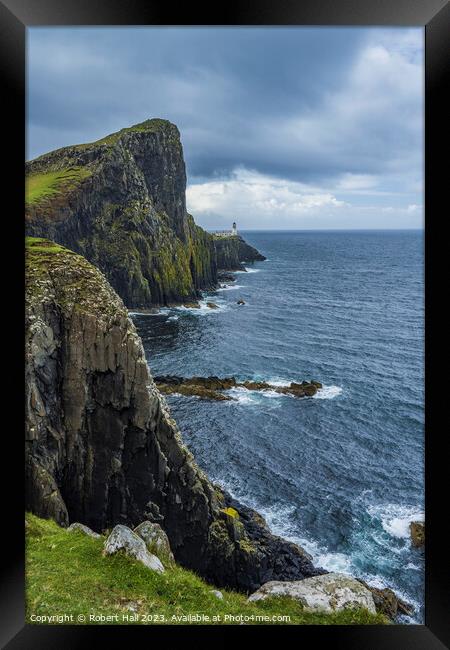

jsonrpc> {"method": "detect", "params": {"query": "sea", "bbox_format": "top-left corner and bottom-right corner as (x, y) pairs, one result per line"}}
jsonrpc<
(130, 230), (424, 622)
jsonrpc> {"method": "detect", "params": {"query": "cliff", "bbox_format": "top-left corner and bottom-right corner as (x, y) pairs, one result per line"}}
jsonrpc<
(214, 234), (266, 271)
(25, 237), (321, 592)
(25, 119), (217, 308)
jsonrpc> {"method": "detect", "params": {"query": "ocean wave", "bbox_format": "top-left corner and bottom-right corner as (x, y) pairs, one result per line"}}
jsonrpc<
(227, 382), (343, 403)
(172, 300), (228, 315)
(216, 284), (245, 292)
(129, 310), (164, 317)
(313, 385), (343, 400)
(208, 480), (422, 622)
(367, 503), (424, 540)
(234, 267), (261, 274)
(227, 387), (282, 406)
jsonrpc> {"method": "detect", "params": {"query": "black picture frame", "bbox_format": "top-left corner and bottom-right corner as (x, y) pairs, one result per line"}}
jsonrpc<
(1, 0), (448, 647)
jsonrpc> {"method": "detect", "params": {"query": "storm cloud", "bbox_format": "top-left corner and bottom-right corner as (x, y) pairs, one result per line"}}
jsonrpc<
(27, 27), (423, 229)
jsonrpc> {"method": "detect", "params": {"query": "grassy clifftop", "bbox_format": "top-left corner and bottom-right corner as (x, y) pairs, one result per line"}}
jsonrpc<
(26, 514), (387, 626)
(25, 118), (217, 308)
(26, 167), (92, 207)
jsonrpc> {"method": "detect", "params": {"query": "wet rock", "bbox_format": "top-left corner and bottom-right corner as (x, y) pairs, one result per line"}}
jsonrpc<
(361, 582), (414, 620)
(67, 522), (101, 539)
(206, 302), (219, 309)
(410, 521), (425, 547)
(237, 299), (246, 305)
(154, 375), (321, 400)
(104, 525), (164, 573)
(217, 271), (236, 283)
(183, 301), (200, 309)
(248, 573), (376, 614)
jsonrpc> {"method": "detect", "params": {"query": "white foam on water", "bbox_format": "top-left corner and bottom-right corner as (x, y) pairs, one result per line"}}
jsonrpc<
(266, 377), (294, 386)
(216, 284), (245, 292)
(367, 503), (424, 540)
(233, 267), (260, 274)
(167, 315), (179, 321)
(227, 388), (258, 405)
(227, 387), (282, 405)
(171, 299), (228, 315)
(226, 380), (343, 403)
(129, 310), (163, 317)
(263, 378), (343, 399)
(313, 385), (343, 400)
(253, 502), (355, 575)
(209, 484), (422, 621)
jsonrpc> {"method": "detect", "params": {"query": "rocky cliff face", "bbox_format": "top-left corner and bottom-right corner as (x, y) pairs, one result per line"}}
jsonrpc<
(25, 237), (321, 592)
(214, 235), (266, 271)
(25, 119), (217, 308)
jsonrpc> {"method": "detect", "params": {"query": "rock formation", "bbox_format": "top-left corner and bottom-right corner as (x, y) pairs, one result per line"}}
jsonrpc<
(214, 234), (266, 271)
(104, 525), (165, 573)
(248, 573), (376, 614)
(25, 118), (264, 308)
(25, 236), (322, 592)
(410, 521), (425, 548)
(154, 375), (322, 400)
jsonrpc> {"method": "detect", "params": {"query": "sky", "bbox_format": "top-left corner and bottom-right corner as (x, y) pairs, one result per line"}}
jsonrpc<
(27, 27), (424, 230)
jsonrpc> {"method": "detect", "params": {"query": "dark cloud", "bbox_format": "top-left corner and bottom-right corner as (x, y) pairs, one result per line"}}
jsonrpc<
(27, 27), (423, 228)
(27, 28), (365, 170)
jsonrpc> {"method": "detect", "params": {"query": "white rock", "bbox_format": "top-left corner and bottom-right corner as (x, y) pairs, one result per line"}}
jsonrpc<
(134, 521), (174, 565)
(104, 525), (164, 573)
(248, 573), (376, 614)
(67, 522), (101, 538)
(210, 590), (224, 600)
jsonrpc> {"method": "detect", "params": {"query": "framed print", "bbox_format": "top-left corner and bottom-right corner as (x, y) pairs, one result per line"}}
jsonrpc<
(1, 0), (449, 647)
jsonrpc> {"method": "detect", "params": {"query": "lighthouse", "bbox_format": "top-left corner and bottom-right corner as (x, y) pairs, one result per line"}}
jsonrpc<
(232, 221), (237, 236)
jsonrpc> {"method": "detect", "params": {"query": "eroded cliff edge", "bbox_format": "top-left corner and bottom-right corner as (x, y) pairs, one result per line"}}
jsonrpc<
(214, 234), (266, 271)
(25, 237), (321, 592)
(25, 118), (264, 308)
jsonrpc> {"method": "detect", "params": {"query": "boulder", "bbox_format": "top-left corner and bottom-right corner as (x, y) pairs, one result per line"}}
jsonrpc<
(237, 299), (245, 305)
(365, 584), (413, 619)
(104, 525), (164, 572)
(206, 302), (219, 309)
(134, 521), (175, 566)
(210, 590), (224, 600)
(248, 573), (376, 614)
(410, 521), (425, 548)
(67, 522), (101, 539)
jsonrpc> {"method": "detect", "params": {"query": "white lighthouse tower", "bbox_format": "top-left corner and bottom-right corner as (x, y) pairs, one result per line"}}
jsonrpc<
(232, 221), (237, 236)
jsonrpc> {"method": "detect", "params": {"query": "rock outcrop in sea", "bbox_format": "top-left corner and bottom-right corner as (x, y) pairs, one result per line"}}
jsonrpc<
(25, 118), (264, 308)
(214, 234), (266, 271)
(25, 237), (322, 592)
(154, 375), (323, 400)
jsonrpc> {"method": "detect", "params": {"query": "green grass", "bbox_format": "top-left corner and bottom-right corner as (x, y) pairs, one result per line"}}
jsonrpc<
(77, 118), (178, 149)
(25, 236), (66, 255)
(26, 514), (388, 626)
(26, 167), (91, 206)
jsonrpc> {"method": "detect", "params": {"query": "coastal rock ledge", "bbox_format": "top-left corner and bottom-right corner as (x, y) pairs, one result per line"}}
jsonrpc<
(25, 237), (322, 592)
